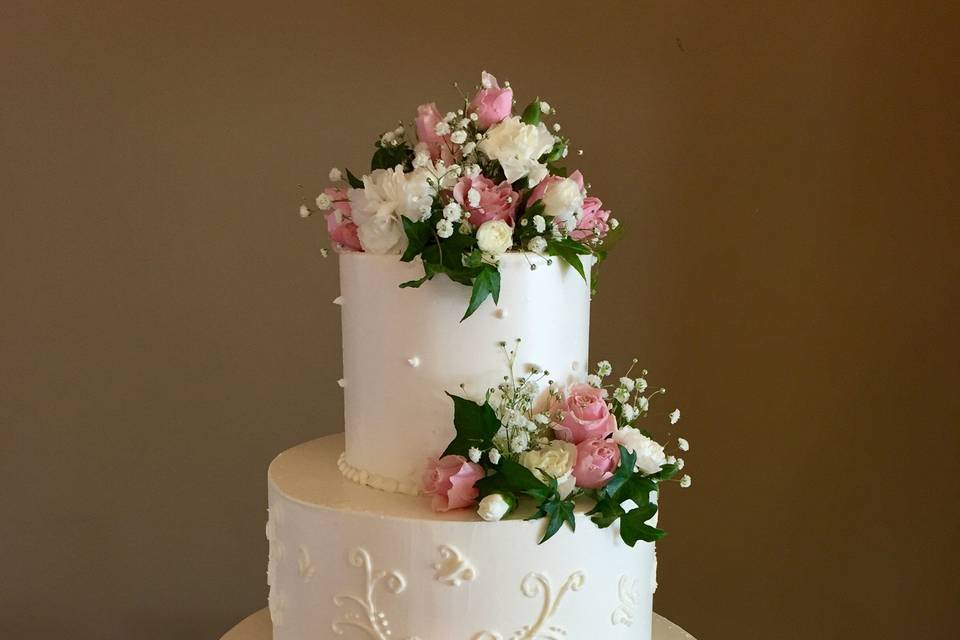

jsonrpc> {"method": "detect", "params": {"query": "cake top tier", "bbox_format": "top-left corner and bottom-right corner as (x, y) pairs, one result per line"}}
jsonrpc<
(300, 70), (623, 320)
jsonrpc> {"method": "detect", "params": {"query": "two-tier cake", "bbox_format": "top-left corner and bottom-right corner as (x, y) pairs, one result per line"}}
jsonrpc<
(263, 72), (692, 639)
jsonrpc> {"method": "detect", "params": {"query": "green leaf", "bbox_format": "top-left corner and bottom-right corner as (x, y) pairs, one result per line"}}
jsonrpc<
(521, 97), (542, 125)
(371, 145), (412, 172)
(345, 169), (364, 189)
(602, 446), (638, 498)
(401, 217), (433, 262)
(546, 238), (589, 283)
(619, 504), (665, 546)
(650, 463), (680, 482)
(441, 393), (502, 458)
(399, 275), (429, 288)
(547, 163), (568, 177)
(536, 497), (577, 544)
(587, 498), (626, 528)
(539, 138), (567, 163)
(461, 264), (501, 321)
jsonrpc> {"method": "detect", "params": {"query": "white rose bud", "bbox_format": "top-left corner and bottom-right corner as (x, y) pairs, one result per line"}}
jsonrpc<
(476, 220), (514, 255)
(477, 493), (517, 522)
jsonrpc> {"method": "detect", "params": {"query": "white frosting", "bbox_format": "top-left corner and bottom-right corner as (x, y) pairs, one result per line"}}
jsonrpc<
(267, 434), (656, 640)
(339, 253), (591, 493)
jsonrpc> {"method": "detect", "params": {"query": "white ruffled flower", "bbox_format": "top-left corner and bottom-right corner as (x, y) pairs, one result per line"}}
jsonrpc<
(670, 409), (680, 424)
(476, 220), (513, 255)
(539, 100), (551, 114)
(349, 167), (435, 254)
(328, 167), (342, 182)
(527, 163), (549, 187)
(436, 219), (454, 238)
(467, 188), (481, 207)
(450, 130), (468, 145)
(636, 378), (648, 393)
(298, 204), (310, 218)
(586, 374), (602, 388)
(533, 215), (546, 233)
(488, 448), (501, 465)
(434, 121), (451, 136)
(677, 437), (689, 452)
(613, 387), (630, 403)
(413, 142), (432, 168)
(527, 235), (547, 254)
(610, 218), (620, 229)
(619, 377), (635, 391)
(637, 396), (650, 412)
(534, 413), (551, 425)
(597, 361), (612, 377)
(613, 426), (667, 475)
(477, 116), (555, 184)
(443, 202), (463, 221)
(679, 474), (692, 488)
(676, 457), (685, 470)
(540, 177), (585, 227)
(622, 404), (638, 422)
(468, 447), (482, 463)
(519, 440), (577, 498)
(462, 141), (477, 155)
(477, 493), (513, 522)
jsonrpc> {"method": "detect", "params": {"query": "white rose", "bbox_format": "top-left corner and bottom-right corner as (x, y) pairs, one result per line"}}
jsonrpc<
(478, 116), (555, 183)
(613, 426), (667, 475)
(519, 440), (577, 498)
(476, 219), (514, 255)
(477, 493), (516, 522)
(541, 177), (585, 226)
(348, 167), (435, 254)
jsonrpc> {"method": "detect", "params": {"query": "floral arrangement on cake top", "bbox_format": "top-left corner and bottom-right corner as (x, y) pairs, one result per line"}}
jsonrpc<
(299, 71), (623, 320)
(423, 341), (691, 546)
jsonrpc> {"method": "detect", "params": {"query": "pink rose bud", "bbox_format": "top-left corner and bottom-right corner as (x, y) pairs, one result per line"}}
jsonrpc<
(468, 71), (513, 130)
(573, 438), (621, 488)
(322, 187), (363, 252)
(452, 175), (520, 227)
(569, 196), (611, 241)
(551, 382), (617, 444)
(422, 455), (484, 512)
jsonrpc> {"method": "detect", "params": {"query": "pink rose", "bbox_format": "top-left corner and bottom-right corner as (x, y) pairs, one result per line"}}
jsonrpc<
(468, 71), (513, 130)
(569, 196), (610, 241)
(323, 187), (362, 252)
(422, 455), (484, 512)
(551, 383), (617, 444)
(573, 438), (621, 488)
(452, 175), (519, 227)
(526, 170), (585, 207)
(415, 102), (449, 160)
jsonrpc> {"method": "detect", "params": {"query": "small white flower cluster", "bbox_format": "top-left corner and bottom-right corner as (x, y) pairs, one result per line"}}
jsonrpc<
(486, 340), (553, 458)
(593, 358), (692, 488)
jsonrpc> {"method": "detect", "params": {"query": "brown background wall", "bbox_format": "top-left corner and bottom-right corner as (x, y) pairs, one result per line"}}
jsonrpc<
(2, 1), (958, 639)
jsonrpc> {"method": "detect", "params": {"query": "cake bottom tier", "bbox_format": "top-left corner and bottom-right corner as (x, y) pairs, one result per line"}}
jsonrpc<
(267, 434), (657, 640)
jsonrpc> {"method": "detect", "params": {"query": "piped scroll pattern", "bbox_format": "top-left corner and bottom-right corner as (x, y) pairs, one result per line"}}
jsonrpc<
(473, 571), (587, 640)
(610, 575), (643, 627)
(333, 547), (421, 639)
(432, 545), (477, 587)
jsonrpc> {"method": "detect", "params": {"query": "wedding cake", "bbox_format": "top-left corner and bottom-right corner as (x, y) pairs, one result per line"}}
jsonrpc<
(268, 72), (692, 639)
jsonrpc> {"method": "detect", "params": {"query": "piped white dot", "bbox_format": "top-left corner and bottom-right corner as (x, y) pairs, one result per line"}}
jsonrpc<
(407, 356), (421, 368)
(333, 296), (344, 306)
(494, 308), (508, 319)
(337, 378), (346, 388)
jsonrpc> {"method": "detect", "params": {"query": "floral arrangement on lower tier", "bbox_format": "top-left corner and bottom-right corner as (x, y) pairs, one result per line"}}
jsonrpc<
(422, 342), (691, 547)
(299, 71), (623, 320)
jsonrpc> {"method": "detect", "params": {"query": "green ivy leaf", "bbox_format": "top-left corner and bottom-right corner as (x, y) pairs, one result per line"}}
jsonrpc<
(546, 238), (590, 283)
(461, 264), (501, 321)
(619, 503), (666, 546)
(441, 393), (502, 458)
(650, 462), (680, 482)
(345, 169), (364, 189)
(602, 446), (638, 498)
(536, 497), (576, 544)
(521, 97), (542, 125)
(401, 217), (433, 262)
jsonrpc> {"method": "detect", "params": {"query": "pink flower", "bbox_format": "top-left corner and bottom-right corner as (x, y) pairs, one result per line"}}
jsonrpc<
(415, 102), (449, 160)
(551, 383), (617, 444)
(452, 175), (519, 227)
(573, 438), (621, 488)
(468, 71), (513, 130)
(527, 170), (585, 208)
(323, 187), (362, 252)
(569, 196), (610, 241)
(422, 455), (484, 512)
